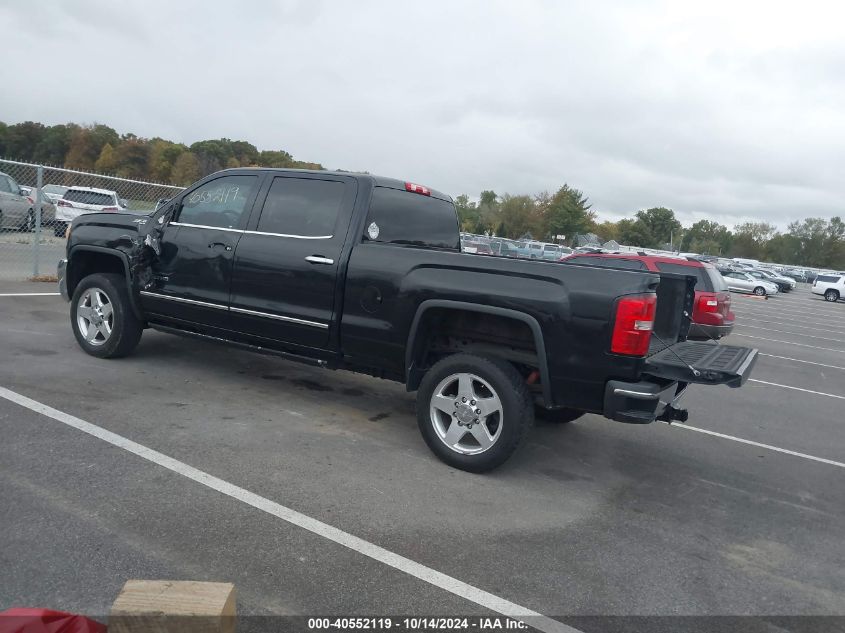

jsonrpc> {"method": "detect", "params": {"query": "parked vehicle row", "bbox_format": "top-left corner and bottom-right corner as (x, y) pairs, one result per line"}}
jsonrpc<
(459, 233), (573, 260)
(0, 171), (130, 236)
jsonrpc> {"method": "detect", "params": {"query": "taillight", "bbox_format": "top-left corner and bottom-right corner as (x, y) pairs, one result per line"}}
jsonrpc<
(697, 293), (719, 312)
(26, 196), (34, 204)
(58, 199), (73, 207)
(405, 182), (431, 196)
(611, 294), (656, 356)
(102, 206), (119, 212)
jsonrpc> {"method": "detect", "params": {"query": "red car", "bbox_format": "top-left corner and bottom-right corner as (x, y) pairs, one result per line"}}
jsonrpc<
(560, 253), (735, 340)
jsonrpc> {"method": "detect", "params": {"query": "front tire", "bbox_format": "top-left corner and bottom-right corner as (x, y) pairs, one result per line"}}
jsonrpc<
(825, 289), (840, 302)
(753, 286), (766, 296)
(417, 353), (533, 473)
(71, 273), (143, 358)
(54, 222), (68, 237)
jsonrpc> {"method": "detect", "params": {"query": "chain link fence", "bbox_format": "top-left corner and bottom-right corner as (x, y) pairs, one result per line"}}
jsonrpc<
(0, 158), (183, 282)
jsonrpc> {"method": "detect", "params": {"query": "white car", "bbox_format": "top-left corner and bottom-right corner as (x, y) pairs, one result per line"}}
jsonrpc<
(54, 187), (127, 236)
(811, 273), (844, 302)
(41, 184), (69, 204)
(722, 271), (779, 296)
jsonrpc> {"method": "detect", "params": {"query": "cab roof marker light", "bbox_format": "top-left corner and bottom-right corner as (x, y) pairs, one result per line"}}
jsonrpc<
(405, 182), (431, 196)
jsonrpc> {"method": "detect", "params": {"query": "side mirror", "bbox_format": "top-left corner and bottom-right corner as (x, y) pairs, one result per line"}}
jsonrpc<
(119, 198), (128, 208)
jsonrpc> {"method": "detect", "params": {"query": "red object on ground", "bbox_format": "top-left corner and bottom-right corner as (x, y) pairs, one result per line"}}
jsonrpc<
(0, 609), (106, 633)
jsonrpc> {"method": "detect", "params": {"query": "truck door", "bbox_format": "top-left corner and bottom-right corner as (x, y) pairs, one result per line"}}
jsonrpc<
(139, 173), (261, 329)
(228, 173), (357, 351)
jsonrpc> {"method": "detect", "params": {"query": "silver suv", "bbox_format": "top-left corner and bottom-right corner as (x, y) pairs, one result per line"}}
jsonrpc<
(812, 274), (844, 302)
(0, 171), (56, 231)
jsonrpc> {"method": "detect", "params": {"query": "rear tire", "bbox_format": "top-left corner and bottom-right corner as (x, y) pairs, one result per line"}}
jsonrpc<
(825, 289), (840, 302)
(22, 210), (35, 232)
(417, 353), (533, 473)
(71, 273), (143, 358)
(753, 286), (766, 296)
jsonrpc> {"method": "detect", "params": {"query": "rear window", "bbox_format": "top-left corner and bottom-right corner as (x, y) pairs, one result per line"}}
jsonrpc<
(43, 185), (68, 195)
(655, 262), (710, 289)
(816, 275), (842, 283)
(566, 256), (647, 270)
(704, 265), (728, 291)
(365, 187), (459, 250)
(257, 177), (344, 237)
(64, 190), (115, 206)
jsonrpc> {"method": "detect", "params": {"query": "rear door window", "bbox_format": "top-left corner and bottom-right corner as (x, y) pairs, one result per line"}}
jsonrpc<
(365, 186), (459, 250)
(256, 177), (344, 237)
(0, 176), (12, 193)
(655, 262), (709, 289)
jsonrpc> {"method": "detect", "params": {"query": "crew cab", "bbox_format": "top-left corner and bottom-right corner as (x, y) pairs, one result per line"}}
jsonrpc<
(560, 253), (735, 340)
(57, 168), (758, 472)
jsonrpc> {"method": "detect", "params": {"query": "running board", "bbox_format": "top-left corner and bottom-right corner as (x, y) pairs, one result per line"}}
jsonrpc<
(148, 323), (329, 368)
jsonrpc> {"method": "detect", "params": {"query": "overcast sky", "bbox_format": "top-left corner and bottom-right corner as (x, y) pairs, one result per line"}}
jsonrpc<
(2, 0), (844, 228)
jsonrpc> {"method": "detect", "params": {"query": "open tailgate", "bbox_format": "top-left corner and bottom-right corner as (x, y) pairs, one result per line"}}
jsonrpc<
(644, 341), (758, 387)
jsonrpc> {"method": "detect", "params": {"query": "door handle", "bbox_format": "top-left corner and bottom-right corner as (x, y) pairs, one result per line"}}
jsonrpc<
(305, 255), (334, 265)
(209, 242), (232, 251)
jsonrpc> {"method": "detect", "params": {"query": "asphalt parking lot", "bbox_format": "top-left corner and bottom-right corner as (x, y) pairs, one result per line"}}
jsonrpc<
(1, 281), (843, 631)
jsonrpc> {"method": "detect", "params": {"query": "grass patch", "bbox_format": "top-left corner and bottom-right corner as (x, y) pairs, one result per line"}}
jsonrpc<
(29, 274), (59, 283)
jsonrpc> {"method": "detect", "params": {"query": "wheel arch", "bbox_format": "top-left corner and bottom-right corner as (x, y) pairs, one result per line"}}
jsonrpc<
(405, 299), (552, 405)
(67, 246), (142, 319)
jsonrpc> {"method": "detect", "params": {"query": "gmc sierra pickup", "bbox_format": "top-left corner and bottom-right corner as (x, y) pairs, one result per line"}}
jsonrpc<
(58, 168), (758, 471)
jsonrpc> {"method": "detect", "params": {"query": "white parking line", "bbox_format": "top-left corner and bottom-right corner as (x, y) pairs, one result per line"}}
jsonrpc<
(749, 379), (845, 400)
(732, 304), (845, 321)
(738, 319), (845, 334)
(760, 354), (845, 371)
(662, 422), (845, 469)
(733, 333), (845, 353)
(735, 324), (845, 343)
(0, 292), (61, 297)
(0, 385), (577, 633)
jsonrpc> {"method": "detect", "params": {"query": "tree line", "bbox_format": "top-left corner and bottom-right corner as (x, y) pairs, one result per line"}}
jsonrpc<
(456, 188), (845, 269)
(1, 120), (842, 268)
(0, 120), (323, 185)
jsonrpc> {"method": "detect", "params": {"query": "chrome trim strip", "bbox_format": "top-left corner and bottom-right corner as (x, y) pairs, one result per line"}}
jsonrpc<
(613, 388), (658, 400)
(139, 291), (228, 311)
(244, 230), (332, 239)
(229, 306), (328, 329)
(170, 222), (244, 234)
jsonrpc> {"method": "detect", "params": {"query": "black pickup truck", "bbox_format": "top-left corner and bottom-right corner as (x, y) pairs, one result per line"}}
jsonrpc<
(58, 168), (758, 471)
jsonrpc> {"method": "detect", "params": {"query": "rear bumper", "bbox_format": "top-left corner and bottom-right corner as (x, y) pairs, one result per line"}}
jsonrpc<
(604, 379), (685, 424)
(57, 259), (69, 300)
(688, 322), (734, 340)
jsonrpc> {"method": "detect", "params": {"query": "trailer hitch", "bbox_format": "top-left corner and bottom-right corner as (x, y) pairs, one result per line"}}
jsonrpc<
(657, 405), (689, 424)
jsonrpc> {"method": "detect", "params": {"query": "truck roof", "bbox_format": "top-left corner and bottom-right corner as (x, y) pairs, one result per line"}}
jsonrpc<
(224, 168), (453, 203)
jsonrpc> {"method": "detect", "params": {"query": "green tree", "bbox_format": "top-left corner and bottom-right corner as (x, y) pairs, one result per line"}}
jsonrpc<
(170, 152), (201, 185)
(147, 139), (186, 183)
(258, 149), (294, 168)
(544, 184), (593, 244)
(635, 207), (681, 249)
(594, 220), (619, 243)
(113, 137), (151, 179)
(498, 194), (541, 239)
(680, 220), (732, 254)
(94, 143), (119, 173)
(3, 121), (46, 161)
(616, 218), (654, 247)
(454, 194), (480, 231)
(729, 222), (777, 259)
(33, 124), (75, 165)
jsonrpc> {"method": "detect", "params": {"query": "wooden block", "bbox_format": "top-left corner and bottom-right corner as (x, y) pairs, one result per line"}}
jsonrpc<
(109, 580), (236, 633)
